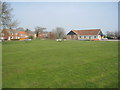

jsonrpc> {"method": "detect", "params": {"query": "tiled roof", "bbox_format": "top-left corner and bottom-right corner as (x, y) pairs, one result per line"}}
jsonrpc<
(72, 29), (101, 35)
(19, 31), (27, 34)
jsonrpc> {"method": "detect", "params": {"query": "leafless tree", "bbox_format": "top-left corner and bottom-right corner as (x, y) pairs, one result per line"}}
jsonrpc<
(53, 27), (66, 39)
(0, 1), (2, 35)
(0, 1), (19, 30)
(105, 30), (119, 39)
(8, 20), (19, 29)
(1, 2), (13, 29)
(35, 26), (46, 38)
(48, 32), (56, 39)
(0, 1), (2, 30)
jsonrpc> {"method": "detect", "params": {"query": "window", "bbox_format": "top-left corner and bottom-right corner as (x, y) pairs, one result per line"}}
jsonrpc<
(94, 36), (96, 38)
(84, 36), (86, 38)
(25, 36), (28, 38)
(2, 33), (4, 36)
(11, 33), (13, 35)
(80, 36), (81, 38)
(15, 33), (18, 35)
(89, 36), (91, 39)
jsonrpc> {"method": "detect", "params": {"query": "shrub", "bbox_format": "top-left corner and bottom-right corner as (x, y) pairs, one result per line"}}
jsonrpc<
(11, 39), (19, 41)
(29, 36), (34, 39)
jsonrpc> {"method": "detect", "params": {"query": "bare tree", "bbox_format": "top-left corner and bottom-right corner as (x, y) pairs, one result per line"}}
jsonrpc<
(1, 2), (13, 29)
(105, 31), (119, 39)
(54, 27), (66, 39)
(0, 1), (2, 30)
(35, 26), (46, 38)
(8, 20), (19, 29)
(0, 1), (2, 34)
(113, 31), (119, 37)
(105, 31), (112, 37)
(48, 32), (56, 39)
(0, 1), (19, 30)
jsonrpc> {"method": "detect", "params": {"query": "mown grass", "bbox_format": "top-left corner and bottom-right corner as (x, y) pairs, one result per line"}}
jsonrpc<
(2, 40), (118, 88)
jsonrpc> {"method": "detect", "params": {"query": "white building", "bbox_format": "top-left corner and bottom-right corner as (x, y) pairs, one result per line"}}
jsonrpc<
(66, 29), (104, 40)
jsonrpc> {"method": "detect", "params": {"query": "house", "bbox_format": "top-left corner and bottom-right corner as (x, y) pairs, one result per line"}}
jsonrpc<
(66, 29), (104, 40)
(1, 29), (29, 40)
(1, 29), (20, 40)
(48, 32), (56, 39)
(27, 31), (36, 39)
(38, 32), (48, 39)
(18, 31), (29, 40)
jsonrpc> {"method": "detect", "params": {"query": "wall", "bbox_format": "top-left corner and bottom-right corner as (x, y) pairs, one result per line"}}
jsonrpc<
(66, 35), (78, 40)
(78, 35), (101, 40)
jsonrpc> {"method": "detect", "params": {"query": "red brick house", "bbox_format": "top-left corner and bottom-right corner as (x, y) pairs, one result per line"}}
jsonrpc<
(27, 31), (36, 39)
(38, 32), (48, 39)
(1, 29), (19, 40)
(47, 32), (56, 39)
(66, 29), (103, 40)
(1, 29), (29, 40)
(18, 31), (29, 40)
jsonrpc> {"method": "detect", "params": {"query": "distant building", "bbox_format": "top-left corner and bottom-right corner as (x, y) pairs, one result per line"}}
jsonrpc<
(38, 32), (48, 39)
(18, 31), (29, 40)
(1, 29), (20, 40)
(66, 29), (104, 40)
(26, 31), (36, 39)
(48, 32), (56, 39)
(0, 29), (34, 40)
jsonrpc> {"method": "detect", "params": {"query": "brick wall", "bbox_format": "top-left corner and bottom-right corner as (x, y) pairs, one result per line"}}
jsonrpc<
(66, 35), (78, 40)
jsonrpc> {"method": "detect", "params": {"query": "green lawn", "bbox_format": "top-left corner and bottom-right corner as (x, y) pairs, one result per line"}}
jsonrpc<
(2, 40), (118, 88)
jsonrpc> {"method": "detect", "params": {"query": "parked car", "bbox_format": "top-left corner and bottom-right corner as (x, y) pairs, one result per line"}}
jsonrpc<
(102, 38), (108, 40)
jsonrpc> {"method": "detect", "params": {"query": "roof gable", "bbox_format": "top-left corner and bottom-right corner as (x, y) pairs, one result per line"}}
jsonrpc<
(67, 30), (77, 35)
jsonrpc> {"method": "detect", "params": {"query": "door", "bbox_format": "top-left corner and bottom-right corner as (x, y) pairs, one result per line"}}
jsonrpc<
(71, 35), (74, 39)
(89, 36), (91, 39)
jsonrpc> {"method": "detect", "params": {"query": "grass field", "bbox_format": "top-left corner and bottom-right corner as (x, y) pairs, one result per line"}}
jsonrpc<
(2, 40), (118, 88)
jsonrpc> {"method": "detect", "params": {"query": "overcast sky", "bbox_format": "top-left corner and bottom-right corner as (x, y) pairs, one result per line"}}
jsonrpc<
(10, 2), (118, 33)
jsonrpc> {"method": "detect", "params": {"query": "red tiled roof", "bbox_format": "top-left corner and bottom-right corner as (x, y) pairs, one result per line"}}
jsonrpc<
(72, 29), (101, 35)
(19, 31), (27, 34)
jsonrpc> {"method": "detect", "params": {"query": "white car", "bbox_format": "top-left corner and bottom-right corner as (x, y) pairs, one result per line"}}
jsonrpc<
(102, 38), (108, 40)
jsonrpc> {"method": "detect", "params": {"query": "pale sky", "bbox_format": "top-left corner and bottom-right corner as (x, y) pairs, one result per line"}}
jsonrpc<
(10, 2), (118, 33)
